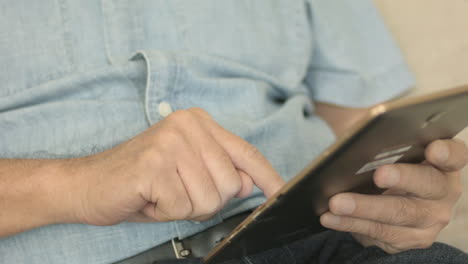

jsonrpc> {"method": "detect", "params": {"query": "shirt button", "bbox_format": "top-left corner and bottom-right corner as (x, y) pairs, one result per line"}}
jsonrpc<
(158, 101), (173, 117)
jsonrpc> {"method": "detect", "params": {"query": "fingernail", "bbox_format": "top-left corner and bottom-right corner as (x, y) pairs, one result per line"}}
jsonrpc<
(334, 196), (355, 215)
(436, 142), (449, 163)
(382, 166), (400, 188)
(322, 214), (341, 227)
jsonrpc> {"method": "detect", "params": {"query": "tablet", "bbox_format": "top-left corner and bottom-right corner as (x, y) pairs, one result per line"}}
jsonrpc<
(204, 85), (468, 264)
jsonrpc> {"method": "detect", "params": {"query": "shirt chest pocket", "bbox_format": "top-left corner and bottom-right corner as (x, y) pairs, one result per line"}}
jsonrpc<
(0, 1), (73, 97)
(102, 0), (310, 79)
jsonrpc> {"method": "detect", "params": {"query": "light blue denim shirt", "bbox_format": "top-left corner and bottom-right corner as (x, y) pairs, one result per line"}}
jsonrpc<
(0, 0), (414, 263)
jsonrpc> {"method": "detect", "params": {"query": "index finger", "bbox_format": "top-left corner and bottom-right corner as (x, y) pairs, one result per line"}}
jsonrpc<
(187, 108), (285, 198)
(425, 139), (468, 172)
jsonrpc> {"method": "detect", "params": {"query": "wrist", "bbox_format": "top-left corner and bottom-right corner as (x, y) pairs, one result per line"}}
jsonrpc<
(0, 158), (82, 237)
(38, 159), (83, 225)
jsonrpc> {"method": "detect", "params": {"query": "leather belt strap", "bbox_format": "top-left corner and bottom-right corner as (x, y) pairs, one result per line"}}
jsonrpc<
(114, 212), (250, 264)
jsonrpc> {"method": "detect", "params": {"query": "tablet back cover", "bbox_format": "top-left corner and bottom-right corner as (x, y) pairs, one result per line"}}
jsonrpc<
(204, 86), (468, 263)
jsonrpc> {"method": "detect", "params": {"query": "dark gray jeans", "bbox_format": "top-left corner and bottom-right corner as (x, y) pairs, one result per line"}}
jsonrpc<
(160, 231), (468, 264)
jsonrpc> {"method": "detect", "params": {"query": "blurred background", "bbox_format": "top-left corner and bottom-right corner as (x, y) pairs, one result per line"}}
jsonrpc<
(375, 0), (468, 252)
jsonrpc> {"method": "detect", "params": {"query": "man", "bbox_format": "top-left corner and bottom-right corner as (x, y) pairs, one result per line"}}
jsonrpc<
(1, 0), (467, 263)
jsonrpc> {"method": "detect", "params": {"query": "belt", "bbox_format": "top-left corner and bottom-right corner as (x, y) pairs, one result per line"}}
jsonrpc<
(115, 212), (250, 264)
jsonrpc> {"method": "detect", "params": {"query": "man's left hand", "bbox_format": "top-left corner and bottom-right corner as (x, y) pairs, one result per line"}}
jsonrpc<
(320, 139), (468, 254)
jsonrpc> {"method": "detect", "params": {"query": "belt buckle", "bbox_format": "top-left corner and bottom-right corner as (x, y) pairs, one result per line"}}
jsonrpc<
(171, 238), (192, 259)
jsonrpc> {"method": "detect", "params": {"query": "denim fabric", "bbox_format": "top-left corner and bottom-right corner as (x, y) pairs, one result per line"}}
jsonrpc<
(0, 0), (414, 263)
(159, 231), (468, 264)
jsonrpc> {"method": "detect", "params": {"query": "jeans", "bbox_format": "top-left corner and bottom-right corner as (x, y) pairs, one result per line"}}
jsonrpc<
(159, 231), (468, 264)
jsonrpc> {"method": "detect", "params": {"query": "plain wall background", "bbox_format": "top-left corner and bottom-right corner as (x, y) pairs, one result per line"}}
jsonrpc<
(374, 0), (468, 251)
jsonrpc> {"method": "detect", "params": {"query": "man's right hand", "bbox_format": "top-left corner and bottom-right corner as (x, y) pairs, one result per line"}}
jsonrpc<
(67, 108), (284, 226)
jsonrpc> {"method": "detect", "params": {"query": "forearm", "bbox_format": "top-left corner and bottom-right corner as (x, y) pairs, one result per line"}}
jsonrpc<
(0, 159), (76, 237)
(314, 102), (369, 138)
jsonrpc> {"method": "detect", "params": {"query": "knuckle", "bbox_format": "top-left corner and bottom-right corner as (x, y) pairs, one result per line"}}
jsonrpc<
(162, 193), (193, 220)
(411, 201), (433, 227)
(219, 175), (242, 198)
(212, 153), (242, 196)
(197, 194), (222, 216)
(392, 198), (415, 226)
(436, 210), (452, 227)
(369, 222), (389, 241)
(244, 144), (265, 162)
(226, 175), (242, 197)
(187, 107), (211, 119)
(187, 107), (207, 115)
(157, 126), (184, 144)
(215, 151), (233, 165)
(420, 206), (437, 227)
(408, 202), (443, 228)
(177, 200), (194, 219)
(167, 109), (196, 125)
(171, 204), (193, 220)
